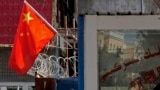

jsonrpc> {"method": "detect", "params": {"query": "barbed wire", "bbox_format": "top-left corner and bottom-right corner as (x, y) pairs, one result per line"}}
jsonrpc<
(27, 53), (78, 78)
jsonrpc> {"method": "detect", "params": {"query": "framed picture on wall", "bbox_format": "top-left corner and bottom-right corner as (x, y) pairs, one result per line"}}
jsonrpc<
(78, 15), (160, 90)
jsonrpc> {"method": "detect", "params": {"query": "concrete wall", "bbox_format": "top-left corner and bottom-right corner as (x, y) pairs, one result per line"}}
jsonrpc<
(78, 0), (160, 15)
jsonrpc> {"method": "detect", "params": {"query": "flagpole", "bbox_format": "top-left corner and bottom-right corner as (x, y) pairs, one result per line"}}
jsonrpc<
(24, 0), (73, 48)
(24, 0), (57, 33)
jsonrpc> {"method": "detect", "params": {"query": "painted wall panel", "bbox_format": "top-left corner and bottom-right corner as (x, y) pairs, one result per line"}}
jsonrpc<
(0, 0), (52, 44)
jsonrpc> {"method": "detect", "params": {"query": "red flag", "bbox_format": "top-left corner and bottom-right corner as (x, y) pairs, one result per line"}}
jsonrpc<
(8, 1), (56, 76)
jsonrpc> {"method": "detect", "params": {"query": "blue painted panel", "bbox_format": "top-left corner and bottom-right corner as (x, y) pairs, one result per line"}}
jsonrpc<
(78, 15), (85, 90)
(56, 78), (78, 90)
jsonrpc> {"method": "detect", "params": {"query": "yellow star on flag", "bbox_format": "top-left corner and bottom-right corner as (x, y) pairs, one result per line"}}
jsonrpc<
(20, 33), (24, 37)
(23, 12), (34, 24)
(8, 2), (56, 76)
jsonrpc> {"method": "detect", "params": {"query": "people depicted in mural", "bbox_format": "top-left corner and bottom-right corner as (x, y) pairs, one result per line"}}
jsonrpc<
(130, 79), (143, 90)
(98, 30), (160, 90)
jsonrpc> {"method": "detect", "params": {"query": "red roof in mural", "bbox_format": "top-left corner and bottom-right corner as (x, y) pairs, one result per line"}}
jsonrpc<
(0, 0), (52, 44)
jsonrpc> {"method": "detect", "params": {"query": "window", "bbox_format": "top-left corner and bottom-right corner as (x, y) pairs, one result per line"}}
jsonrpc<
(79, 15), (160, 90)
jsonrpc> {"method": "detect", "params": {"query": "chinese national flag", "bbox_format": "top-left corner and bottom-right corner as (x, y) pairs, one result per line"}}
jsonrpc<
(8, 2), (56, 75)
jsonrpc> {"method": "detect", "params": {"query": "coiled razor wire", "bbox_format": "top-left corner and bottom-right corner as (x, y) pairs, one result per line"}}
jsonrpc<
(27, 53), (78, 78)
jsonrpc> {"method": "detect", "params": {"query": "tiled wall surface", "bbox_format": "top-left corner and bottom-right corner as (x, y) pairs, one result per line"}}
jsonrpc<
(0, 0), (52, 44)
(0, 47), (34, 82)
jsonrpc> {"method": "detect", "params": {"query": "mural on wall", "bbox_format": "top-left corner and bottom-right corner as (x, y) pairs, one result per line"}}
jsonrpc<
(98, 30), (160, 90)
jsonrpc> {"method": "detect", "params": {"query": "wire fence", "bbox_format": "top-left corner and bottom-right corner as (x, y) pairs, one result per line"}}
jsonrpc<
(27, 53), (78, 78)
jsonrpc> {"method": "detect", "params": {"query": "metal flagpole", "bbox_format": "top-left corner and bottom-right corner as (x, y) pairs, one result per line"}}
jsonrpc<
(24, 0), (73, 48)
(24, 0), (57, 33)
